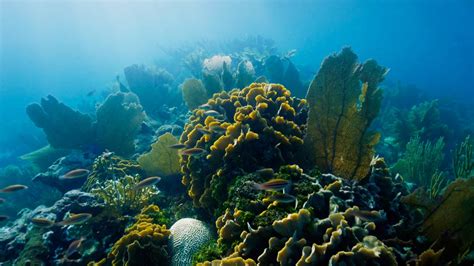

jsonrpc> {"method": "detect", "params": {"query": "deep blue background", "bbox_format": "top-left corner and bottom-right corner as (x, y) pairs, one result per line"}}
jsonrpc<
(1, 0), (473, 162)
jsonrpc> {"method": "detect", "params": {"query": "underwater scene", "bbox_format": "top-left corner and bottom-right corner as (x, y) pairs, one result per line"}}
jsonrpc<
(0, 0), (473, 265)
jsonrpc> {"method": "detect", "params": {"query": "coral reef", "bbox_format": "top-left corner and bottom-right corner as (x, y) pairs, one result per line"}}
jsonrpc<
(26, 95), (96, 149)
(124, 64), (178, 118)
(138, 132), (180, 177)
(179, 83), (307, 214)
(392, 135), (445, 192)
(32, 150), (94, 193)
(169, 218), (213, 266)
(19, 145), (70, 171)
(303, 47), (387, 180)
(96, 92), (145, 156)
(181, 78), (209, 110)
(82, 153), (145, 192)
(453, 135), (473, 180)
(91, 174), (160, 214)
(196, 159), (421, 265)
(94, 204), (171, 266)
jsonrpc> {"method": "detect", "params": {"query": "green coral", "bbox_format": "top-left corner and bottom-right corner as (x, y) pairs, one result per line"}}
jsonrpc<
(179, 83), (307, 214)
(303, 47), (387, 180)
(91, 174), (160, 214)
(181, 78), (209, 110)
(138, 133), (180, 177)
(393, 135), (446, 191)
(96, 92), (145, 157)
(453, 135), (473, 180)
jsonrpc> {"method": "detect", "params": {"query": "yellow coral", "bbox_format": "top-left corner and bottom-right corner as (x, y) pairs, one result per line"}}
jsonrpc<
(138, 132), (180, 177)
(303, 48), (387, 180)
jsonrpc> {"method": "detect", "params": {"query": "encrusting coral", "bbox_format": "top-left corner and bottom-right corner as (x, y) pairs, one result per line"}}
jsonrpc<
(303, 47), (388, 180)
(26, 95), (95, 149)
(92, 205), (171, 266)
(138, 132), (181, 177)
(179, 83), (308, 214)
(96, 92), (145, 157)
(197, 158), (420, 265)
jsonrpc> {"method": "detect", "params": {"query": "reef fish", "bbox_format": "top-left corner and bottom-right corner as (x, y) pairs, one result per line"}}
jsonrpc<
(168, 144), (187, 149)
(134, 176), (161, 190)
(31, 218), (55, 228)
(60, 169), (90, 180)
(57, 213), (92, 226)
(209, 125), (226, 134)
(180, 148), (206, 156)
(256, 168), (274, 178)
(198, 103), (212, 110)
(197, 128), (212, 135)
(66, 237), (86, 258)
(0, 184), (28, 193)
(0, 198), (5, 204)
(204, 110), (222, 117)
(348, 209), (384, 222)
(265, 193), (296, 204)
(252, 179), (291, 191)
(0, 215), (9, 221)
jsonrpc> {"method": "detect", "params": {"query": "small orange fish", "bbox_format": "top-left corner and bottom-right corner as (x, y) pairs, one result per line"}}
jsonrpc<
(60, 169), (90, 180)
(204, 110), (222, 117)
(180, 148), (206, 156)
(168, 144), (187, 149)
(31, 217), (55, 228)
(134, 176), (161, 190)
(0, 184), (28, 193)
(57, 213), (92, 226)
(252, 179), (291, 191)
(66, 237), (86, 258)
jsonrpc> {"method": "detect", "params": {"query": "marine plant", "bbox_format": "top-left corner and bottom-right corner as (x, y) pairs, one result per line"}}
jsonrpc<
(453, 135), (473, 180)
(181, 78), (209, 110)
(179, 83), (307, 214)
(303, 47), (388, 180)
(392, 135), (446, 191)
(93, 204), (171, 266)
(90, 174), (159, 214)
(137, 132), (180, 177)
(26, 95), (95, 149)
(95, 92), (145, 157)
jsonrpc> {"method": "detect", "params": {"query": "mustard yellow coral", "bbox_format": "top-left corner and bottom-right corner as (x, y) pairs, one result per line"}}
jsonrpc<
(93, 205), (170, 266)
(138, 132), (180, 177)
(303, 47), (387, 180)
(179, 83), (307, 213)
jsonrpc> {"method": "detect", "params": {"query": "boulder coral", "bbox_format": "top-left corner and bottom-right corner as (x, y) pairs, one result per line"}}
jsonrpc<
(303, 47), (388, 180)
(179, 83), (307, 214)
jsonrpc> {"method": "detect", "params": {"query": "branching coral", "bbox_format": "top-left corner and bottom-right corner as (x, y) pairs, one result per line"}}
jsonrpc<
(453, 135), (473, 180)
(392, 135), (445, 191)
(179, 83), (307, 214)
(96, 92), (145, 157)
(303, 47), (388, 180)
(181, 78), (209, 110)
(138, 132), (180, 177)
(26, 95), (95, 149)
(82, 154), (145, 192)
(93, 205), (171, 266)
(90, 174), (160, 214)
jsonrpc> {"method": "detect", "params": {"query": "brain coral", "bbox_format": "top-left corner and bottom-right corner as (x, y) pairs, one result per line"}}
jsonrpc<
(169, 218), (213, 266)
(179, 83), (307, 214)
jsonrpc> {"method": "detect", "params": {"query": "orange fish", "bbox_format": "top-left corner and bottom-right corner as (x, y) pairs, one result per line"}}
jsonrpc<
(57, 213), (92, 226)
(168, 144), (187, 149)
(31, 217), (55, 228)
(60, 169), (90, 180)
(180, 148), (206, 156)
(66, 237), (86, 258)
(134, 176), (161, 190)
(252, 179), (291, 191)
(0, 184), (28, 193)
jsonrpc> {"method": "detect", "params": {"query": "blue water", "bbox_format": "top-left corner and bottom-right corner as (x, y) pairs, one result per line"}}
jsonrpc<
(1, 0), (473, 162)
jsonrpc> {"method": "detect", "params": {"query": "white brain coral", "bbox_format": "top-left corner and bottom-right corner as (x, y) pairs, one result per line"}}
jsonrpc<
(169, 218), (212, 266)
